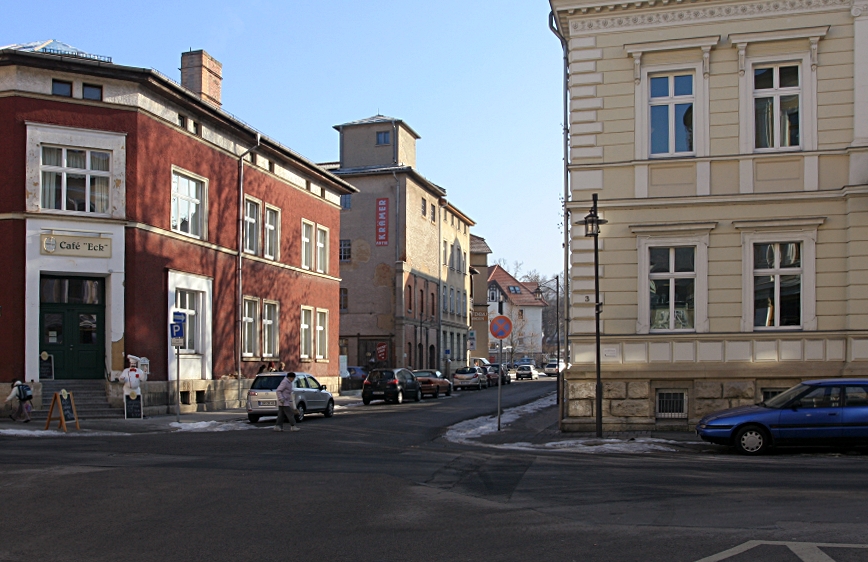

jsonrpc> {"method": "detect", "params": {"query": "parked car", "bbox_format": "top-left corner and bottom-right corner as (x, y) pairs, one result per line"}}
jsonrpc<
(413, 369), (452, 398)
(515, 365), (539, 380)
(345, 366), (368, 380)
(362, 368), (421, 405)
(543, 361), (567, 376)
(696, 378), (868, 455)
(453, 366), (486, 390)
(246, 372), (335, 423)
(487, 363), (512, 385)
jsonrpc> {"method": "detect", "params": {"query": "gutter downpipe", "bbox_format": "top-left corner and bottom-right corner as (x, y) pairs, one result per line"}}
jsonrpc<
(237, 133), (261, 405)
(549, 6), (571, 431)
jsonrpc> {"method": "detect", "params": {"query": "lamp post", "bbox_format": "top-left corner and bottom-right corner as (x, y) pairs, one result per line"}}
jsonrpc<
(533, 275), (561, 422)
(576, 193), (607, 437)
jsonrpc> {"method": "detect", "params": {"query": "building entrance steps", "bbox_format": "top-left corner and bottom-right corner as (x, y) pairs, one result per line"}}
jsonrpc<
(31, 380), (124, 420)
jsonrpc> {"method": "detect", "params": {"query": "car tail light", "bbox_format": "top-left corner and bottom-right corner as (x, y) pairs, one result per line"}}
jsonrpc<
(389, 378), (399, 386)
(249, 391), (258, 396)
(363, 380), (371, 386)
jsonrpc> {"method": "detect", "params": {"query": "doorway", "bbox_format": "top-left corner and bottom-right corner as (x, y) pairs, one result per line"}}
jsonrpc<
(39, 276), (106, 380)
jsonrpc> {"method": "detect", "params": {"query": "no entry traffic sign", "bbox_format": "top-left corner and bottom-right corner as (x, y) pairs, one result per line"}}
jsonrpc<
(489, 315), (512, 340)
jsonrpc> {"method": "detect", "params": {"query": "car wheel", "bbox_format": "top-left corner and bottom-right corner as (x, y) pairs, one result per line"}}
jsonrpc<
(362, 396), (371, 405)
(323, 399), (334, 418)
(433, 387), (440, 399)
(247, 414), (260, 423)
(395, 389), (404, 404)
(734, 425), (769, 455)
(295, 403), (306, 423)
(414, 388), (421, 402)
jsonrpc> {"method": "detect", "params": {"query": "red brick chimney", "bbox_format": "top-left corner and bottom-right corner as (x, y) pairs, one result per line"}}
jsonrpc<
(180, 50), (222, 107)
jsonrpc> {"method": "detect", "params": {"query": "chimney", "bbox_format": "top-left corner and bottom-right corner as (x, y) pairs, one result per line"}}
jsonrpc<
(180, 50), (222, 107)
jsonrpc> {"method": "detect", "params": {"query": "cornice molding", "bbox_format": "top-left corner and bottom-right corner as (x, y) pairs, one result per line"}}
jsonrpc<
(567, 0), (850, 34)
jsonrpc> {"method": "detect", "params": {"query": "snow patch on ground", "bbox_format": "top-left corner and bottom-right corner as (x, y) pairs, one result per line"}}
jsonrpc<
(169, 421), (260, 432)
(0, 428), (130, 437)
(444, 393), (678, 454)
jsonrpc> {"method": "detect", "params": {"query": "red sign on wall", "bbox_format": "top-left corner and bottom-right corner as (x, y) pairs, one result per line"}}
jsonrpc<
(376, 198), (389, 246)
(376, 342), (388, 361)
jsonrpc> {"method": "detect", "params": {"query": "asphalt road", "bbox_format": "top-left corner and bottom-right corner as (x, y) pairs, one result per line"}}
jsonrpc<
(1, 378), (867, 562)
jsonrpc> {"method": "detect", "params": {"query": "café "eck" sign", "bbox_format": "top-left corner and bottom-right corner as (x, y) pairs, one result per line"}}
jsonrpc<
(40, 234), (112, 258)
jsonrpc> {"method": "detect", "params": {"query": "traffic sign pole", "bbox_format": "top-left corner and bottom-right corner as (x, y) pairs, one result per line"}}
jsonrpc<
(489, 315), (512, 432)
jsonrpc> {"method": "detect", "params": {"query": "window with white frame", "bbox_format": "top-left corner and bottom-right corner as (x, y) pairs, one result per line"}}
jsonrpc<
(752, 242), (802, 328)
(316, 310), (328, 359)
(339, 239), (351, 262)
(242, 298), (259, 357)
(244, 199), (260, 254)
(262, 301), (279, 358)
(41, 146), (111, 214)
(300, 306), (313, 359)
(264, 207), (279, 260)
(649, 73), (694, 156)
(738, 223), (819, 332)
(635, 227), (712, 334)
(175, 289), (200, 353)
(301, 221), (314, 270)
(316, 226), (328, 274)
(649, 246), (696, 331)
(172, 170), (205, 238)
(753, 64), (800, 150)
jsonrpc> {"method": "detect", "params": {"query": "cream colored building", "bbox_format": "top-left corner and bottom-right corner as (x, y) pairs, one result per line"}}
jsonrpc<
(550, 0), (868, 430)
(326, 116), (474, 373)
(469, 234), (493, 360)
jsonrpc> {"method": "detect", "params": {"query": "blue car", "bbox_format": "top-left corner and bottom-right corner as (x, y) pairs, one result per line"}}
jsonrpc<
(696, 379), (868, 455)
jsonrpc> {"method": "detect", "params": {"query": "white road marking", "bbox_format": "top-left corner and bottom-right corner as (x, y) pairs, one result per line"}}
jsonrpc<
(695, 541), (868, 562)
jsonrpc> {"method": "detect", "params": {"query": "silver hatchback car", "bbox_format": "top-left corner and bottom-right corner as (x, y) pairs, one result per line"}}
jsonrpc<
(246, 372), (335, 423)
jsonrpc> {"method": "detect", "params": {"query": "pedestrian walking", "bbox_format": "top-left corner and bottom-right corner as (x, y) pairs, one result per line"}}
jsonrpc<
(273, 372), (299, 432)
(5, 380), (32, 423)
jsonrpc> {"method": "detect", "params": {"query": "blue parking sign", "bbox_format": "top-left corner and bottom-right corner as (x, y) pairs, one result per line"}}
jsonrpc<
(170, 323), (184, 339)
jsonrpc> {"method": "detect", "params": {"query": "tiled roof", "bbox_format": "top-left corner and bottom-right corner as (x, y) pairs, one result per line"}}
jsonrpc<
(487, 265), (546, 307)
(470, 234), (492, 254)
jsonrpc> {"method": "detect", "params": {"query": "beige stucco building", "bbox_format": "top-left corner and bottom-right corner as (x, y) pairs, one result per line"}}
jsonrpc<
(469, 234), (493, 360)
(550, 0), (868, 430)
(327, 116), (474, 374)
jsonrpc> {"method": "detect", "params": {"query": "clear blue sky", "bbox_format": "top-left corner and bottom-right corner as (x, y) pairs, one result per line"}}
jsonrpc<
(2, 0), (566, 278)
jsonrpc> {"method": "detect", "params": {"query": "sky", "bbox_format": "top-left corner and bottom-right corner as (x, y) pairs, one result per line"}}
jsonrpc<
(2, 0), (567, 279)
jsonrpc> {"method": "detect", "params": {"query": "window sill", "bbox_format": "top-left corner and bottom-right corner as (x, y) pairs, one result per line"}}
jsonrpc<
(242, 356), (261, 362)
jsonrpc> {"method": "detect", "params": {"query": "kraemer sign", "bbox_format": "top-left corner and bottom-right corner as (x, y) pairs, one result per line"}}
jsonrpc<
(41, 234), (112, 258)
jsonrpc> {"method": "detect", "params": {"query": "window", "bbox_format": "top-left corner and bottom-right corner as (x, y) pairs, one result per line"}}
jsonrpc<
(316, 310), (328, 359)
(649, 247), (696, 331)
(52, 79), (72, 97)
(489, 289), (497, 302)
(171, 170), (205, 238)
(508, 286), (521, 294)
(753, 65), (800, 149)
(406, 285), (413, 312)
(316, 226), (328, 273)
(244, 199), (260, 254)
(376, 131), (390, 145)
(649, 74), (694, 156)
(82, 84), (102, 101)
(192, 121), (200, 136)
(301, 221), (313, 269)
(339, 239), (352, 262)
(463, 252), (467, 274)
(339, 288), (348, 312)
(300, 307), (313, 359)
(175, 289), (200, 353)
(752, 242), (802, 329)
(340, 194), (351, 209)
(462, 292), (467, 317)
(430, 292), (435, 317)
(40, 146), (111, 214)
(178, 115), (187, 129)
(449, 244), (454, 269)
(449, 287), (455, 314)
(264, 207), (279, 260)
(518, 309), (524, 320)
(442, 286), (447, 312)
(443, 241), (448, 265)
(421, 198), (427, 217)
(762, 388), (787, 401)
(262, 301), (279, 358)
(656, 391), (687, 419)
(420, 289), (425, 317)
(242, 298), (259, 357)
(430, 203), (436, 222)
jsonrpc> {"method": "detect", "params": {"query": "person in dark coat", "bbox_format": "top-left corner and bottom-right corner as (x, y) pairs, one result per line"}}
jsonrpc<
(274, 373), (299, 432)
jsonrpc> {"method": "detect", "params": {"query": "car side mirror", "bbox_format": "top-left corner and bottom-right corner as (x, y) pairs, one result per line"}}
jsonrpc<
(320, 385), (327, 391)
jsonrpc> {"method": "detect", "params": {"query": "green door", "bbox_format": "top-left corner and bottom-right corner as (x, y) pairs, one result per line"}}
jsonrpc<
(39, 277), (105, 380)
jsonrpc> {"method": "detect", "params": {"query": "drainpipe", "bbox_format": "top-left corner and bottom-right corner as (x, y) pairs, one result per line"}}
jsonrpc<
(237, 133), (260, 404)
(549, 6), (571, 430)
(437, 198), (446, 375)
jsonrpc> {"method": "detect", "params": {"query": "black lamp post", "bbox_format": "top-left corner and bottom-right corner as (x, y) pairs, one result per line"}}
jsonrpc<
(576, 193), (607, 437)
(533, 275), (561, 414)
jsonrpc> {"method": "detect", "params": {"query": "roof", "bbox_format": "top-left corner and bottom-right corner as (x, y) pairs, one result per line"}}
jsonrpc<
(0, 43), (356, 196)
(333, 114), (421, 139)
(470, 234), (492, 254)
(487, 265), (547, 307)
(329, 164), (448, 198)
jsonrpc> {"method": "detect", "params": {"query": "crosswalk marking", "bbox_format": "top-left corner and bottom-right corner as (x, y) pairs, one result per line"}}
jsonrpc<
(695, 540), (868, 562)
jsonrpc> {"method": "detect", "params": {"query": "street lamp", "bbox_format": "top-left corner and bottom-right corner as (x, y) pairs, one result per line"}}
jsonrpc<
(575, 193), (607, 438)
(533, 275), (562, 425)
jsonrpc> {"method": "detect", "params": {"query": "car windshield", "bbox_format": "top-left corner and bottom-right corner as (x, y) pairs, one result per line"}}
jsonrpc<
(763, 383), (809, 408)
(251, 375), (284, 390)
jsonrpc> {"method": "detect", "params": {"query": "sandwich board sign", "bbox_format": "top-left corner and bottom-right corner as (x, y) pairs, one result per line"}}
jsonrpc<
(44, 389), (80, 432)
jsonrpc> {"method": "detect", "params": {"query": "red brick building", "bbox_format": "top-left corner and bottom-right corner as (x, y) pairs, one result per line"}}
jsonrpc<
(0, 42), (354, 407)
